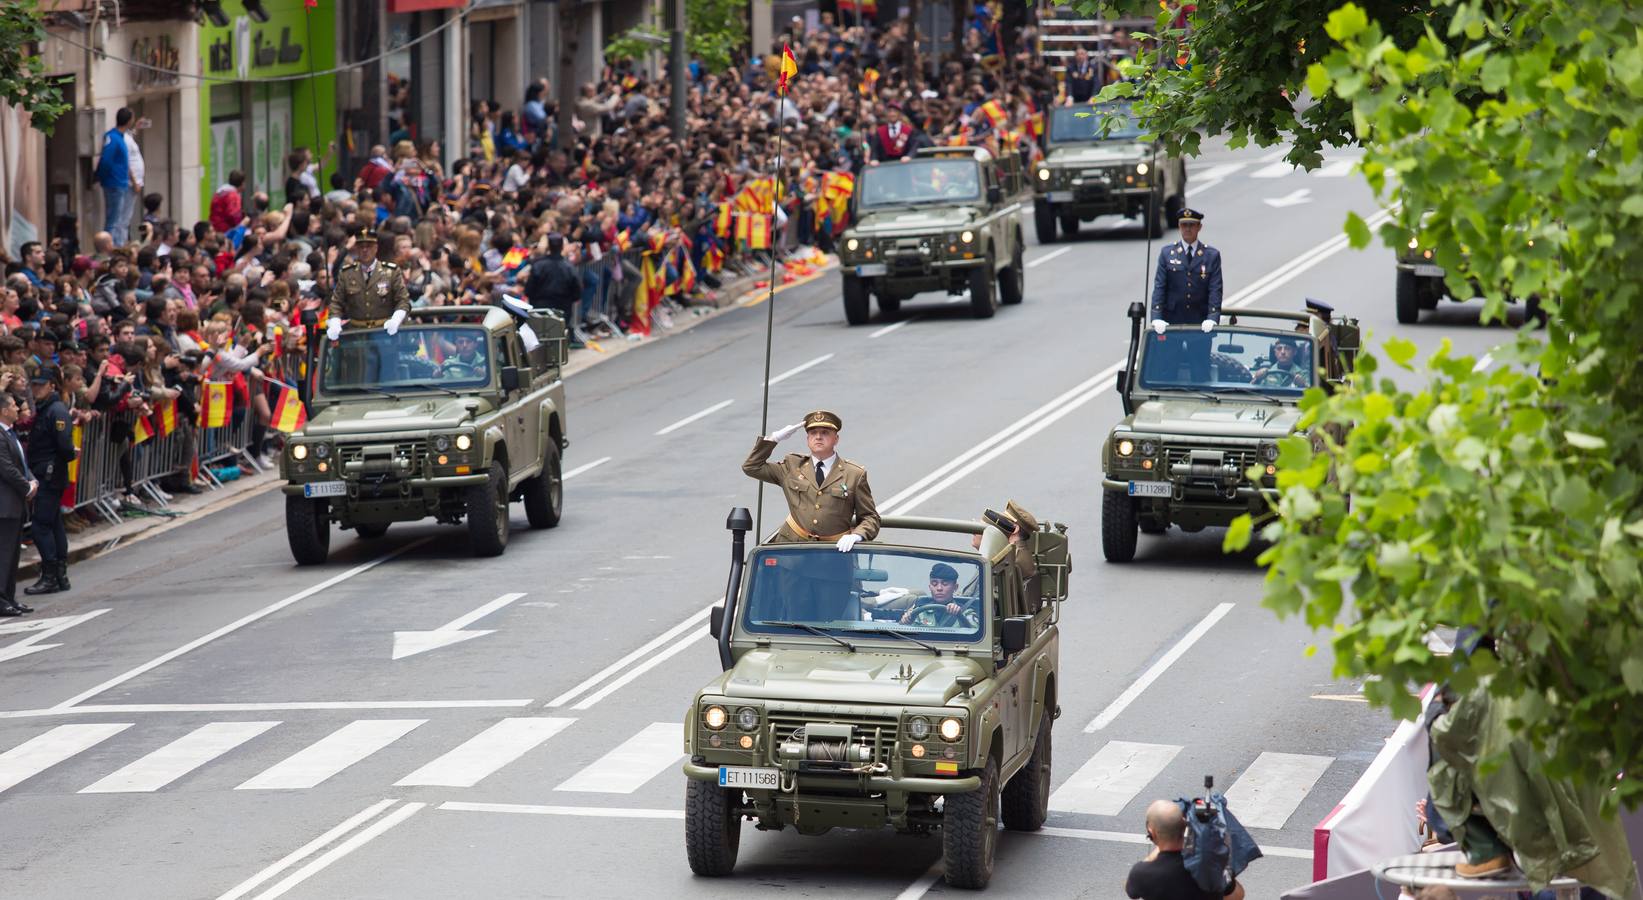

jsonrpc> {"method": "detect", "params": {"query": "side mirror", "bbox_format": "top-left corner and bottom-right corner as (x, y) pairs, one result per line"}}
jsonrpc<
(1127, 301), (1145, 321)
(1215, 343), (1245, 355)
(709, 605), (725, 639)
(987, 185), (1003, 204)
(1000, 616), (1031, 654)
(846, 198), (857, 221)
(1115, 368), (1128, 395)
(499, 366), (521, 392)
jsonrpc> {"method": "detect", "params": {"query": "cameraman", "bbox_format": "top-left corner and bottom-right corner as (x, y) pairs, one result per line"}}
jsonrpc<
(1126, 800), (1245, 900)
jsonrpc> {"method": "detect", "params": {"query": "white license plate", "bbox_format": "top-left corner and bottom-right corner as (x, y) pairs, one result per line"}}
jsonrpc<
(1128, 481), (1172, 498)
(855, 263), (887, 277)
(1412, 264), (1445, 278)
(303, 481), (348, 498)
(1047, 191), (1074, 203)
(718, 766), (780, 790)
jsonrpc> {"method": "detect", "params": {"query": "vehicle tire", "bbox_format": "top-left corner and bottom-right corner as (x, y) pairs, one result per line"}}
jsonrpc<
(942, 755), (999, 889)
(1002, 712), (1051, 832)
(998, 241), (1024, 306)
(1395, 270), (1421, 324)
(969, 258), (998, 319)
(877, 292), (902, 319)
(684, 778), (742, 877)
(464, 461), (510, 557)
(1059, 214), (1079, 238)
(1144, 195), (1166, 239)
(354, 522), (389, 539)
(842, 274), (871, 326)
(1524, 294), (1547, 328)
(522, 441), (563, 529)
(285, 496), (330, 566)
(1102, 489), (1139, 563)
(1033, 200), (1057, 244)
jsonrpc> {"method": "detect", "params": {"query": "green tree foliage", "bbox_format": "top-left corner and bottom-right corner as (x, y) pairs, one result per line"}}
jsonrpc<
(605, 0), (748, 75)
(1106, 0), (1643, 809)
(0, 3), (69, 130)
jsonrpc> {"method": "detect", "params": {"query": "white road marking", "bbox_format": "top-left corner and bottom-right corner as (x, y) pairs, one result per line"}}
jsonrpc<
(554, 722), (684, 793)
(1252, 160), (1299, 178)
(1189, 162), (1248, 182)
(0, 700), (533, 720)
(439, 801), (685, 819)
(1472, 353), (1494, 373)
(1049, 741), (1182, 815)
(1259, 147), (1291, 162)
(563, 457), (612, 480)
(767, 353), (835, 386)
(894, 864), (943, 900)
(52, 540), (431, 710)
(1085, 603), (1236, 732)
(215, 799), (401, 900)
(0, 609), (110, 663)
(0, 723), (131, 793)
(395, 717), (575, 788)
(570, 632), (710, 711)
(545, 604), (716, 708)
(80, 721), (279, 793)
(250, 802), (425, 899)
(391, 592), (527, 660)
(1026, 246), (1072, 268)
(1313, 157), (1358, 178)
(1264, 188), (1313, 208)
(868, 317), (918, 339)
(654, 399), (734, 436)
(237, 720), (424, 790)
(1223, 751), (1334, 829)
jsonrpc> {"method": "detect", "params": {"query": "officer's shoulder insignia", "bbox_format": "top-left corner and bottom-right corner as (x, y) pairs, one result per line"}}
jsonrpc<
(381, 261), (398, 269)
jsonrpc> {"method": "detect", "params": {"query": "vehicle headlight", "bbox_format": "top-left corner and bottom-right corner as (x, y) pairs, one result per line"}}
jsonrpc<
(432, 435), (452, 453)
(1037, 167), (1050, 181)
(312, 443), (331, 459)
(846, 238), (859, 252)
(1139, 439), (1158, 457)
(1117, 438), (1135, 457)
(939, 717), (963, 742)
(703, 705), (727, 731)
(736, 707), (758, 732)
(1260, 443), (1280, 463)
(1407, 236), (1419, 250)
(291, 444), (309, 461)
(455, 434), (472, 451)
(908, 716), (932, 741)
(1136, 162), (1149, 175)
(960, 230), (974, 243)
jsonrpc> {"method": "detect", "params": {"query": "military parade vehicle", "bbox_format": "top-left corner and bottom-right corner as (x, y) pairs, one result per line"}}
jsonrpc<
(1031, 100), (1187, 243)
(280, 306), (569, 565)
(837, 145), (1026, 325)
(683, 511), (1070, 889)
(1100, 302), (1360, 562)
(1397, 233), (1544, 325)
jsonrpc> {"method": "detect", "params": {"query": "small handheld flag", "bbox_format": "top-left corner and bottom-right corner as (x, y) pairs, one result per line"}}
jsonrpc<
(158, 398), (179, 436)
(778, 44), (798, 95)
(271, 384), (309, 434)
(202, 382), (232, 428)
(132, 415), (155, 446)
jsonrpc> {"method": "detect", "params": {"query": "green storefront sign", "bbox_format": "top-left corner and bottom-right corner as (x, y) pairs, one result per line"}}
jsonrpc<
(198, 0), (337, 213)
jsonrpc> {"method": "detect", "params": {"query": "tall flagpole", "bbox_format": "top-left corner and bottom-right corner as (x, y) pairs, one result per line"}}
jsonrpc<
(754, 45), (796, 541)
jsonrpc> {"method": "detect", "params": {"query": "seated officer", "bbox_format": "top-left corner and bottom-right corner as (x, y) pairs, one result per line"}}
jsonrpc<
(439, 333), (488, 379)
(1250, 337), (1310, 388)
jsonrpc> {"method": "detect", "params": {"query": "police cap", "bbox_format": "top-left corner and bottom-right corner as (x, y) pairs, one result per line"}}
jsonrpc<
(1004, 500), (1038, 535)
(803, 410), (842, 432)
(1177, 207), (1204, 224)
(929, 562), (959, 582)
(1305, 297), (1335, 318)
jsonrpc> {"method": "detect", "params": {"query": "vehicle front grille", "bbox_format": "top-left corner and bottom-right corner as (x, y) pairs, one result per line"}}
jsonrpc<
(337, 440), (428, 468)
(767, 711), (899, 763)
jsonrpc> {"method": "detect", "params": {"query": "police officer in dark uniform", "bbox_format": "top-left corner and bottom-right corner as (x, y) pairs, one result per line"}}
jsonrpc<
(25, 366), (76, 597)
(1148, 208), (1224, 382)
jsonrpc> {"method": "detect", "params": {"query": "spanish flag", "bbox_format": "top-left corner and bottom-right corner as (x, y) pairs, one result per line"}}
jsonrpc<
(132, 414), (155, 446)
(63, 423), (83, 507)
(202, 382), (232, 428)
(615, 229), (632, 252)
(778, 44), (799, 94)
(859, 68), (881, 98)
(747, 214), (771, 250)
(714, 204), (732, 238)
(271, 384), (308, 434)
(158, 398), (179, 436)
(978, 99), (1008, 131)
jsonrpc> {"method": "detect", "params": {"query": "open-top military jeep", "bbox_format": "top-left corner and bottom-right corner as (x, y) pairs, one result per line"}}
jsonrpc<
(837, 145), (1026, 324)
(1100, 302), (1360, 562)
(683, 511), (1070, 889)
(279, 306), (569, 564)
(1031, 100), (1186, 242)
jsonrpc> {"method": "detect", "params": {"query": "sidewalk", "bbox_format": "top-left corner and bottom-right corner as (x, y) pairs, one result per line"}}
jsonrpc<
(23, 254), (839, 576)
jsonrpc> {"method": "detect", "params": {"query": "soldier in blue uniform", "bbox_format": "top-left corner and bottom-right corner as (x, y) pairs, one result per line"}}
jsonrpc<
(1148, 208), (1223, 382)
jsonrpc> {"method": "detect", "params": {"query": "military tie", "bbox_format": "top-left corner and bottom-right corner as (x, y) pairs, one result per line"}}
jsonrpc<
(816, 460), (826, 489)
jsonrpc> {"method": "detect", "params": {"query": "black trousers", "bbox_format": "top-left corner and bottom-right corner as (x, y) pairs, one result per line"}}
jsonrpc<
(0, 516), (20, 603)
(31, 486), (67, 563)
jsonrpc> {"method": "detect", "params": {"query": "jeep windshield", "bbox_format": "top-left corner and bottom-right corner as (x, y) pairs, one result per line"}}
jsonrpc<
(858, 160), (981, 208)
(1138, 328), (1316, 396)
(743, 546), (986, 643)
(320, 325), (493, 396)
(1048, 103), (1145, 145)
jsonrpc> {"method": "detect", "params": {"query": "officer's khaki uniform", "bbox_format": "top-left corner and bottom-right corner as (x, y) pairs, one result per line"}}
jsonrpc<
(327, 260), (411, 327)
(743, 438), (880, 543)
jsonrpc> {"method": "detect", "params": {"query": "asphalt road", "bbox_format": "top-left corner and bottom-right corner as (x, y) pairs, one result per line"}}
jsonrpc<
(0, 139), (1522, 900)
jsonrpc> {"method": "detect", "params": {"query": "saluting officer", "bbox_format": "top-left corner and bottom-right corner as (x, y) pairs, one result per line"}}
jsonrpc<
(325, 227), (411, 342)
(1149, 208), (1224, 381)
(743, 410), (880, 549)
(25, 366), (76, 598)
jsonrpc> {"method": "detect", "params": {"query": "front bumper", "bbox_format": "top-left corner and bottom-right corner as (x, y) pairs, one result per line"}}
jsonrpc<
(1102, 477), (1277, 503)
(281, 473), (489, 497)
(1038, 183), (1154, 212)
(1396, 260), (1446, 278)
(681, 760), (979, 795)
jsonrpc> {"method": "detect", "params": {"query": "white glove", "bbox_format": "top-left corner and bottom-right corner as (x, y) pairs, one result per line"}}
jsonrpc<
(326, 319), (342, 342)
(835, 534), (862, 553)
(768, 421), (805, 442)
(385, 309), (407, 336)
(1151, 319), (1168, 336)
(1200, 318), (1216, 333)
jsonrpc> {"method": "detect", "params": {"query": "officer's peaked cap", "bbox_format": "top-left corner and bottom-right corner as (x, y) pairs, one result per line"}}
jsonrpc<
(804, 410), (842, 432)
(1178, 207), (1204, 223)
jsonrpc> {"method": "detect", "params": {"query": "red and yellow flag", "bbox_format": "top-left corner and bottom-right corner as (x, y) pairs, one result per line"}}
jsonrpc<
(158, 398), (179, 436)
(714, 204), (732, 238)
(271, 384), (308, 434)
(62, 423), (83, 507)
(614, 229), (632, 252)
(978, 99), (1008, 131)
(132, 414), (155, 446)
(747, 214), (771, 250)
(202, 382), (232, 428)
(778, 44), (798, 94)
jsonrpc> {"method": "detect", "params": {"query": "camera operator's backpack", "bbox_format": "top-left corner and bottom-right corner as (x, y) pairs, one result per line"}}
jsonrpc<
(1176, 777), (1263, 893)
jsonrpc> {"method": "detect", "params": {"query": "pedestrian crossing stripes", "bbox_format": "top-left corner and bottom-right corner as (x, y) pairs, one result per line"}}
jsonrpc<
(0, 723), (131, 793)
(1049, 740), (1181, 816)
(1223, 751), (1334, 829)
(396, 717), (574, 788)
(554, 722), (683, 794)
(81, 721), (279, 794)
(237, 720), (425, 791)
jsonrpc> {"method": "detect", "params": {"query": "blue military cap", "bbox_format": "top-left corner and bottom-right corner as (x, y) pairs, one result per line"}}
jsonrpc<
(1178, 207), (1204, 223)
(1305, 297), (1335, 317)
